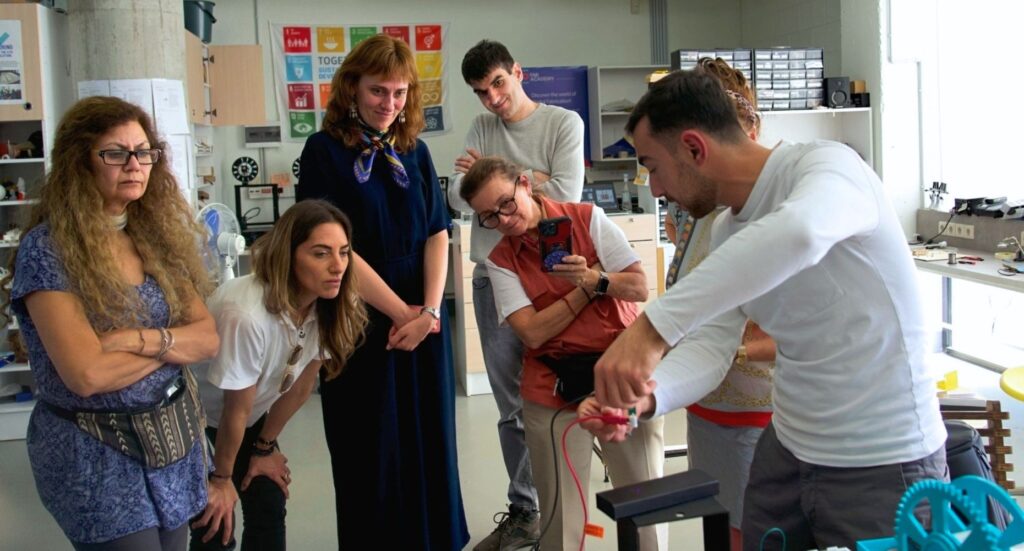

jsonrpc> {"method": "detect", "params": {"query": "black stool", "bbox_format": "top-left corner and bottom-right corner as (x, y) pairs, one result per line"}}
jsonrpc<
(596, 469), (729, 551)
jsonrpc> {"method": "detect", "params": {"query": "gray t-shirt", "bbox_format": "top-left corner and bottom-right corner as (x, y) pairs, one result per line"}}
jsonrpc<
(448, 103), (585, 265)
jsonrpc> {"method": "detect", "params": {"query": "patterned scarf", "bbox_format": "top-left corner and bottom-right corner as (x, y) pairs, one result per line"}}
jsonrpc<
(665, 211), (696, 288)
(353, 127), (409, 188)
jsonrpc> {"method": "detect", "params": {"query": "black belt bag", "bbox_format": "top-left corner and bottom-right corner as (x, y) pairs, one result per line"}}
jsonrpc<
(42, 368), (206, 469)
(536, 352), (603, 402)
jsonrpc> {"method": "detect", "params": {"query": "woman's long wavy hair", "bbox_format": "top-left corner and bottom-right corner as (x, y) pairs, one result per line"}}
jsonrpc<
(250, 200), (367, 380)
(9, 96), (211, 331)
(321, 33), (425, 152)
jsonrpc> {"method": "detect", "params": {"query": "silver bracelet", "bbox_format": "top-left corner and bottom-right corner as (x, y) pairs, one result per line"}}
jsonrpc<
(155, 327), (172, 361)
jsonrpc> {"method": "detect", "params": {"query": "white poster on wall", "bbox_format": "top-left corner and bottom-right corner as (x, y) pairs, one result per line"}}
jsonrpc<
(269, 22), (451, 143)
(77, 80), (111, 99)
(0, 20), (24, 104)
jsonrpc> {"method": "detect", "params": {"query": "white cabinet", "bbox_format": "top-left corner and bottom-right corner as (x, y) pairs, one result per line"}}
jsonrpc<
(0, 122), (43, 442)
(450, 222), (487, 396)
(587, 65), (668, 162)
(759, 107), (874, 170)
(0, 3), (69, 441)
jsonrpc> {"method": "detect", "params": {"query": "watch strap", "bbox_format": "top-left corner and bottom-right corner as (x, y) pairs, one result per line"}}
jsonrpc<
(594, 271), (610, 295)
(420, 306), (441, 321)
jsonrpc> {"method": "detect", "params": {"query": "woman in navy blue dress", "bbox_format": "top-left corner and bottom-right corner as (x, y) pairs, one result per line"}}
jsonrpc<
(297, 34), (468, 550)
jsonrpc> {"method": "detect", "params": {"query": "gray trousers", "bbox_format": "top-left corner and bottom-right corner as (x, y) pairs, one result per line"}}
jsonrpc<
(472, 268), (537, 509)
(741, 423), (948, 551)
(73, 524), (187, 551)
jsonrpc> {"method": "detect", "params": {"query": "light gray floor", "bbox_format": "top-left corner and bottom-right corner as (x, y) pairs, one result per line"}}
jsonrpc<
(0, 393), (702, 551)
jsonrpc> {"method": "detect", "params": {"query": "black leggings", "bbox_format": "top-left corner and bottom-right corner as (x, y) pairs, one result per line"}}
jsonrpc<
(72, 523), (187, 551)
(189, 414), (287, 551)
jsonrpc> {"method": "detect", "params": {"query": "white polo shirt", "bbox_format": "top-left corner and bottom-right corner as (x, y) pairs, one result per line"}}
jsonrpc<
(196, 274), (326, 428)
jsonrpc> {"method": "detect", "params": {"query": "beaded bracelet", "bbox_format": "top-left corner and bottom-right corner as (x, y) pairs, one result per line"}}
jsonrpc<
(251, 439), (278, 457)
(209, 472), (232, 481)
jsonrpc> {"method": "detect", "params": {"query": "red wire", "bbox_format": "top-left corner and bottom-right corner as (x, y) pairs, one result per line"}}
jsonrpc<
(561, 414), (628, 551)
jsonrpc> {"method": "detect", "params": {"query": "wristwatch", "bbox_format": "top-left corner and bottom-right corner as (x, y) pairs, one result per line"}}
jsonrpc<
(420, 306), (441, 321)
(594, 271), (610, 296)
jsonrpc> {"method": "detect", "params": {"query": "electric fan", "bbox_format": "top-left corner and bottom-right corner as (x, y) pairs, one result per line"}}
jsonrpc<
(196, 202), (246, 284)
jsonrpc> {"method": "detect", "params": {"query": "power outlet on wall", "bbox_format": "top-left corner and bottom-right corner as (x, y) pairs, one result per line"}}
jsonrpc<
(937, 221), (975, 239)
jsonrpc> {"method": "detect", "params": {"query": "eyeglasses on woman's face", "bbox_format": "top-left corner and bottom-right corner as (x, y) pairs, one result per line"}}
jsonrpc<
(97, 148), (162, 166)
(477, 178), (519, 229)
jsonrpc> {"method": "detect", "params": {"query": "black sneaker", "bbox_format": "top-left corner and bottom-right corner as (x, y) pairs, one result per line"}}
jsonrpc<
(473, 504), (540, 551)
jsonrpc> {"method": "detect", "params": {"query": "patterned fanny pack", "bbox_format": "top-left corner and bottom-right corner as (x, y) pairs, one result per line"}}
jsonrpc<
(42, 368), (207, 469)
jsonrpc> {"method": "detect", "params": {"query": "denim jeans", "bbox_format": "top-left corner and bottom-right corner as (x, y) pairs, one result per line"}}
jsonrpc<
(189, 415), (286, 551)
(472, 268), (537, 509)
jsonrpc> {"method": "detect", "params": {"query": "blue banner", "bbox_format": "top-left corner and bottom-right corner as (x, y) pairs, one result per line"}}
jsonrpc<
(522, 66), (590, 163)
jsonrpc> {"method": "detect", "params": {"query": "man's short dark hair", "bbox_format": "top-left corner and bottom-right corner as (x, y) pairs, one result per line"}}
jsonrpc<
(462, 40), (515, 83)
(626, 70), (747, 144)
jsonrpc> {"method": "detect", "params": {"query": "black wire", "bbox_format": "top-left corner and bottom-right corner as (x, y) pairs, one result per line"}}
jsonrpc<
(921, 209), (956, 245)
(533, 393), (591, 550)
(240, 206), (261, 224)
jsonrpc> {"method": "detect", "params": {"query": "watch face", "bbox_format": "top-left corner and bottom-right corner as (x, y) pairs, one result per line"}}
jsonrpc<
(596, 272), (610, 294)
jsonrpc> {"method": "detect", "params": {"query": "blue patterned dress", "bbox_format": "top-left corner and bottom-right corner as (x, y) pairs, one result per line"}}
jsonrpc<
(11, 225), (208, 544)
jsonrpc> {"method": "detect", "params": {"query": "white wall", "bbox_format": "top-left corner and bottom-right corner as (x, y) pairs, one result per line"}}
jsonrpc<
(848, 0), (923, 235)
(667, 0), (742, 52)
(202, 0), (925, 235)
(739, 0), (842, 77)
(207, 0), (664, 210)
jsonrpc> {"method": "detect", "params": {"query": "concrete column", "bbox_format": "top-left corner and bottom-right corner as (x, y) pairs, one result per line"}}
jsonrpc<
(68, 0), (185, 84)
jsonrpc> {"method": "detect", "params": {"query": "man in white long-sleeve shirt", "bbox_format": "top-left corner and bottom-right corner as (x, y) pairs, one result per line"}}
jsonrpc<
(585, 70), (947, 549)
(447, 39), (584, 551)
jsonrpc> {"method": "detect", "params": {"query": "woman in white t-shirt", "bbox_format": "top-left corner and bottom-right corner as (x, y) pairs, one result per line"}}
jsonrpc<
(189, 199), (367, 550)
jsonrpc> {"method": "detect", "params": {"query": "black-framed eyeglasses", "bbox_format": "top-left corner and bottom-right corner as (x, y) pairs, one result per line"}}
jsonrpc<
(97, 149), (162, 166)
(279, 344), (303, 394)
(477, 178), (519, 229)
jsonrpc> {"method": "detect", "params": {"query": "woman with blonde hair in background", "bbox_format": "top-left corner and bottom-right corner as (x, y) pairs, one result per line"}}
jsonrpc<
(8, 96), (219, 551)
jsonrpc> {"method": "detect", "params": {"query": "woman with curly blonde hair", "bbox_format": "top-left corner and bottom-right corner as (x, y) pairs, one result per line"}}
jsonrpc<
(189, 199), (366, 551)
(8, 96), (219, 551)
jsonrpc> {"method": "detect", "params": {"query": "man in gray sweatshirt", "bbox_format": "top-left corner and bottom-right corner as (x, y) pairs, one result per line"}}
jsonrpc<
(447, 39), (584, 551)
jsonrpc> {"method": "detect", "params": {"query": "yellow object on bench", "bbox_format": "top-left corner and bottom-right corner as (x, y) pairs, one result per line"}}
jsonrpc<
(1000, 366), (1024, 401)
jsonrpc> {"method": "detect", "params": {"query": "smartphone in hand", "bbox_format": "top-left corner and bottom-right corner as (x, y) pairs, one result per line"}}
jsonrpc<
(538, 216), (573, 272)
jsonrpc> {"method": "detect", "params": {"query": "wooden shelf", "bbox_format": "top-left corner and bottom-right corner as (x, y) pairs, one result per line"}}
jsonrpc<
(915, 248), (1024, 294)
(761, 107), (871, 117)
(0, 398), (34, 414)
(0, 363), (29, 373)
(0, 199), (39, 206)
